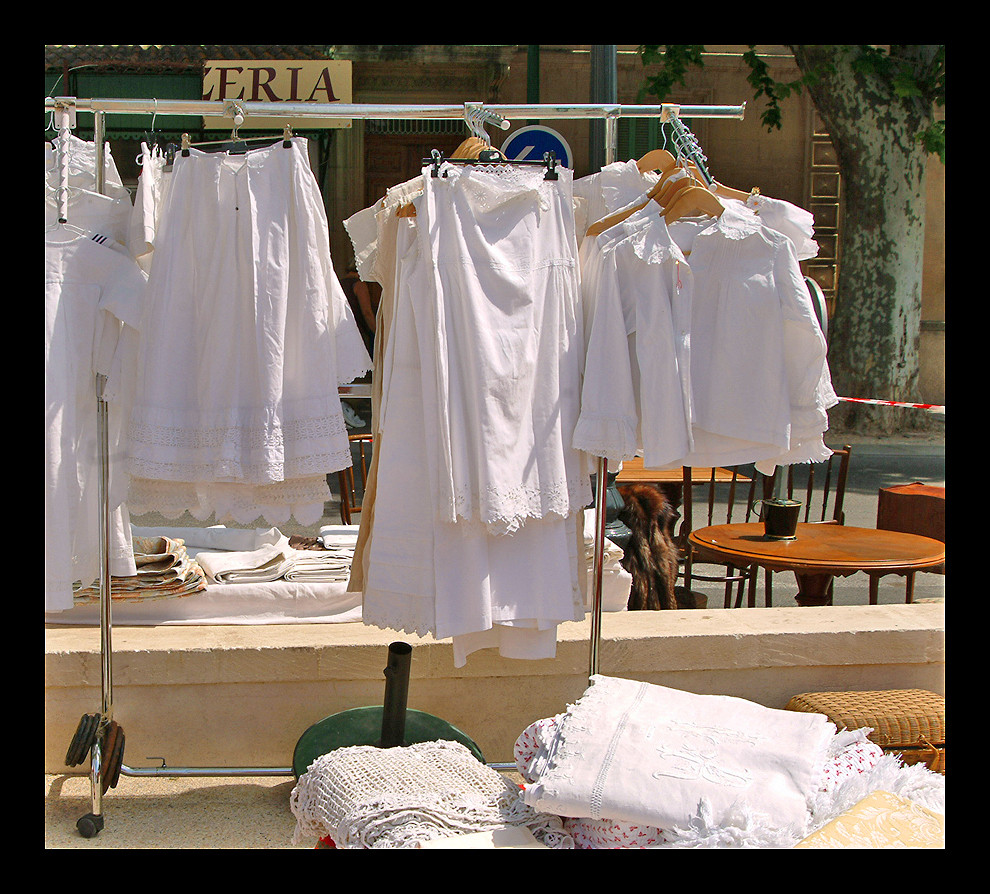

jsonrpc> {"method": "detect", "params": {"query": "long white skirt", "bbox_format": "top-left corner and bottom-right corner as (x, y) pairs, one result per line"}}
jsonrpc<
(125, 139), (370, 525)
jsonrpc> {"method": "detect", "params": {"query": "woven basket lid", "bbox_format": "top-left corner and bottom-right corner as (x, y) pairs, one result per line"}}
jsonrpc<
(785, 689), (944, 748)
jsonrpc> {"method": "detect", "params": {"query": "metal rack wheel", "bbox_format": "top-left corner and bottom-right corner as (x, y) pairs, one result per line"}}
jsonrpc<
(76, 813), (105, 838)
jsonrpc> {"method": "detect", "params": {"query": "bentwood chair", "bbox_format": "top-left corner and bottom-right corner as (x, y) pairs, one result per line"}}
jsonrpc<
(337, 433), (374, 525)
(755, 444), (853, 606)
(678, 465), (762, 608)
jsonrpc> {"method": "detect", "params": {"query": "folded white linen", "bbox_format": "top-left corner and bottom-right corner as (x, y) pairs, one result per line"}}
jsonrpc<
(195, 534), (295, 584)
(522, 675), (835, 837)
(282, 550), (353, 583)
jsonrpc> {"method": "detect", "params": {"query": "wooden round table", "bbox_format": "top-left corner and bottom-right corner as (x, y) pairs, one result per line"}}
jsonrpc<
(688, 523), (945, 607)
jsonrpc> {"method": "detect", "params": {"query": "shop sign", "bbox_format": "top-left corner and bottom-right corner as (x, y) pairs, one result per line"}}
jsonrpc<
(203, 61), (353, 129)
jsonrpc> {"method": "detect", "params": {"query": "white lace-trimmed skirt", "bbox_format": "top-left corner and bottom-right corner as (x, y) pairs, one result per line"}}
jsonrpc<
(421, 162), (591, 536)
(126, 138), (370, 525)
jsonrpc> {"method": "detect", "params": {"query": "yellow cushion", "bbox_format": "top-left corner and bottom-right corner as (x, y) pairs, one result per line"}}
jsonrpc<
(796, 791), (943, 848)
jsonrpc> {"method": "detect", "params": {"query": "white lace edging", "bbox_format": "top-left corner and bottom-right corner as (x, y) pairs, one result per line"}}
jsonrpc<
(572, 415), (640, 465)
(448, 476), (593, 537)
(126, 475), (331, 527)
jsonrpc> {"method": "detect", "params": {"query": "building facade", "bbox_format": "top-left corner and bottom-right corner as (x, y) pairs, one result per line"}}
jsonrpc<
(45, 45), (944, 405)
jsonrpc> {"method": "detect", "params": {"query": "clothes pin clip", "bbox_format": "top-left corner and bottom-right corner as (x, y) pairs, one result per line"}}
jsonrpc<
(544, 151), (559, 181)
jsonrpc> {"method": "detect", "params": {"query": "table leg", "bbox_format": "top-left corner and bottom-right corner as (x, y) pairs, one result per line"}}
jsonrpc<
(793, 572), (834, 607)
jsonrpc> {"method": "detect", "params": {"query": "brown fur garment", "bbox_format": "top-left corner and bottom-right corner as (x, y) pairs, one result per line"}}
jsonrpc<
(617, 484), (680, 611)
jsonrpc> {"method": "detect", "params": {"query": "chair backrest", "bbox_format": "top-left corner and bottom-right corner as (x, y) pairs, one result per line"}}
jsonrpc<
(337, 433), (374, 525)
(761, 444), (852, 525)
(678, 465), (761, 549)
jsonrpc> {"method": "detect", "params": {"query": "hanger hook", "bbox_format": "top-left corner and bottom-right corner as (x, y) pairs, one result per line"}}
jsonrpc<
(223, 100), (245, 139)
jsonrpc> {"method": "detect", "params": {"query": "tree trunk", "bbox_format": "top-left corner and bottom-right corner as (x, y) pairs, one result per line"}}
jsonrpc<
(790, 45), (935, 435)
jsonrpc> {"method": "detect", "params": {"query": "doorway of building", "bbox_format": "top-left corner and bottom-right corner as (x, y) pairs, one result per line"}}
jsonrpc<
(363, 128), (466, 208)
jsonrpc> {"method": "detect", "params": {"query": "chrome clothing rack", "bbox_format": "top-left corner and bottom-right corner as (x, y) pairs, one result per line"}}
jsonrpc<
(45, 95), (745, 835)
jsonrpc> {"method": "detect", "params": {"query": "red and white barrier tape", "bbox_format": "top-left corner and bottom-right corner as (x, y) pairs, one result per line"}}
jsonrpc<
(838, 396), (944, 415)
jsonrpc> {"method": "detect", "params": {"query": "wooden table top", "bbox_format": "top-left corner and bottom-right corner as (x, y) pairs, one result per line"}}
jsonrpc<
(615, 458), (750, 485)
(688, 523), (945, 576)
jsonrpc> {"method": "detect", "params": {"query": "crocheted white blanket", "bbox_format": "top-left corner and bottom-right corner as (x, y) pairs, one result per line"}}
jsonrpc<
(290, 739), (572, 848)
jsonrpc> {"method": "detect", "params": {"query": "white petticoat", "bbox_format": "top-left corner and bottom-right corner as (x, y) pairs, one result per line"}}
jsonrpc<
(125, 138), (370, 524)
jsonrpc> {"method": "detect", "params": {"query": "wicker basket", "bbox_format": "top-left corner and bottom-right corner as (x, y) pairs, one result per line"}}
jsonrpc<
(786, 689), (945, 774)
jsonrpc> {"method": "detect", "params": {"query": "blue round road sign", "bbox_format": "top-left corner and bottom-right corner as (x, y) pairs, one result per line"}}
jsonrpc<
(501, 125), (572, 169)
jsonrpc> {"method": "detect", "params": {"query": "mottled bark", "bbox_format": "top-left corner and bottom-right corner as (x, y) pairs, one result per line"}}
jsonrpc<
(789, 46), (937, 435)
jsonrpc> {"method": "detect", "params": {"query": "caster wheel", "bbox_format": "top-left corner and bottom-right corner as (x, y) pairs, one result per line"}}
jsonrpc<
(65, 713), (101, 767)
(76, 813), (104, 838)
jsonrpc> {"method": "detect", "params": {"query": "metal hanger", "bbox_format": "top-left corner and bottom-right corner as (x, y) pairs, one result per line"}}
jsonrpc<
(178, 102), (295, 157)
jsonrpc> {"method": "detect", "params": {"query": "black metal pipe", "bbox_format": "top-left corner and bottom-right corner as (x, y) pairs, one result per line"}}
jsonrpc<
(379, 642), (412, 747)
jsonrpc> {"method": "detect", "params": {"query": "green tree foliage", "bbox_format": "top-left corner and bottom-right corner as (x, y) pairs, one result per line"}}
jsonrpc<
(640, 44), (945, 160)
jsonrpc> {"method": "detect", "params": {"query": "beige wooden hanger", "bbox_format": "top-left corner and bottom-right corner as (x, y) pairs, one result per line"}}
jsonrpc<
(452, 135), (503, 160)
(636, 148), (676, 174)
(685, 162), (754, 201)
(663, 184), (725, 223)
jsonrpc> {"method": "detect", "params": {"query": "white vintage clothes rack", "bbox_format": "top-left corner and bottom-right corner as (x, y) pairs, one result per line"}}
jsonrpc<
(45, 95), (745, 834)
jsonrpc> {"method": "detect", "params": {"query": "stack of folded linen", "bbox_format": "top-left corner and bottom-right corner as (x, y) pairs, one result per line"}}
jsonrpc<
(73, 535), (207, 603)
(195, 532), (297, 584)
(515, 675), (946, 848)
(190, 526), (358, 585)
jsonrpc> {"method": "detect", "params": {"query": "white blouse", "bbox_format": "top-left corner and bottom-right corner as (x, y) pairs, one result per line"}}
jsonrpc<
(576, 200), (835, 471)
(671, 203), (835, 468)
(573, 200), (694, 468)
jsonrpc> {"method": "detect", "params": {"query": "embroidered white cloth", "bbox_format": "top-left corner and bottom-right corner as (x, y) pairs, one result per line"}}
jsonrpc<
(289, 739), (573, 849)
(514, 715), (895, 848)
(521, 675), (836, 836)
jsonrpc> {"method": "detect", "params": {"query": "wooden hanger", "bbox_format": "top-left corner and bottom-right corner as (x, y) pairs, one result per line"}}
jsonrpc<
(654, 170), (695, 207)
(585, 173), (669, 238)
(451, 135), (504, 160)
(663, 185), (725, 223)
(684, 162), (754, 201)
(636, 148), (676, 174)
